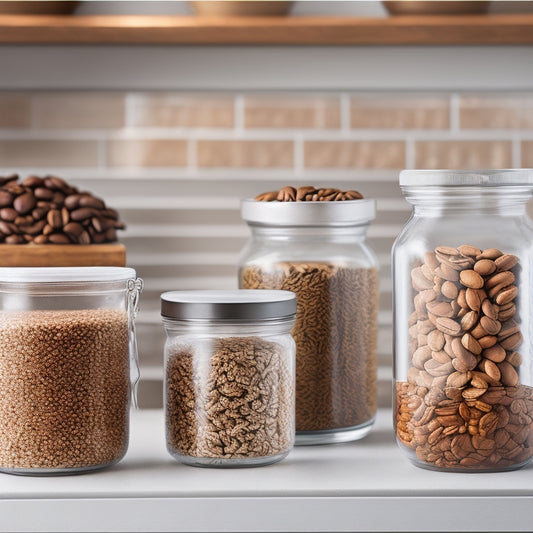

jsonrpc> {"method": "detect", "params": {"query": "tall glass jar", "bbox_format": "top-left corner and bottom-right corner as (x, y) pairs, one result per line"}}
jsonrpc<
(393, 169), (533, 472)
(240, 199), (379, 444)
(0, 267), (143, 475)
(162, 290), (296, 467)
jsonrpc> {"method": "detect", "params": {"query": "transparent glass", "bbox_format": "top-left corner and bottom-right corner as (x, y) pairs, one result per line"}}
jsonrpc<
(0, 277), (142, 475)
(239, 225), (379, 445)
(163, 318), (296, 467)
(393, 184), (533, 472)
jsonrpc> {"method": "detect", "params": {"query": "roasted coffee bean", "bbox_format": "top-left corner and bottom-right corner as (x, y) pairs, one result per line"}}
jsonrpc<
(46, 209), (62, 230)
(21, 176), (44, 188)
(34, 187), (54, 201)
(0, 208), (17, 222)
(5, 234), (24, 244)
(79, 195), (105, 210)
(48, 233), (70, 244)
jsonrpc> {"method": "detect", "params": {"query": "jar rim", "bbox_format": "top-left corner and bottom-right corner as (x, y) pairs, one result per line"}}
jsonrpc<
(399, 169), (533, 187)
(0, 266), (137, 283)
(161, 289), (296, 321)
(240, 198), (376, 227)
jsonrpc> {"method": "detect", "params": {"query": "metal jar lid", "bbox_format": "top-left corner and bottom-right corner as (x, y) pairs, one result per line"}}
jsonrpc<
(161, 290), (296, 321)
(240, 198), (376, 227)
(400, 169), (533, 187)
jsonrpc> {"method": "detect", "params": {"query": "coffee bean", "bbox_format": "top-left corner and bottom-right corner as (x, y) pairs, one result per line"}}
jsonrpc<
(0, 208), (17, 222)
(48, 233), (70, 244)
(61, 208), (70, 226)
(21, 176), (44, 188)
(34, 187), (54, 201)
(13, 192), (36, 215)
(33, 234), (48, 244)
(477, 248), (503, 260)
(495, 285), (518, 306)
(79, 231), (91, 245)
(474, 259), (496, 276)
(494, 254), (518, 271)
(460, 270), (484, 289)
(70, 207), (97, 222)
(46, 209), (62, 230)
(79, 195), (105, 210)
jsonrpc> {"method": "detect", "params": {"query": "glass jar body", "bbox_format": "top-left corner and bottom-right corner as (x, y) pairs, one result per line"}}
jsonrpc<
(163, 318), (296, 467)
(393, 185), (533, 472)
(240, 225), (379, 444)
(0, 271), (141, 475)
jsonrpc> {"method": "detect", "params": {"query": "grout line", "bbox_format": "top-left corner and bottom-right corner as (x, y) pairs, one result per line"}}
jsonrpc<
(340, 92), (351, 133)
(234, 94), (245, 133)
(405, 137), (415, 169)
(512, 136), (522, 168)
(450, 92), (460, 132)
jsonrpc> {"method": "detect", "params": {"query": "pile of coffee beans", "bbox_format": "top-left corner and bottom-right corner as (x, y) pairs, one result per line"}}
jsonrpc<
(396, 244), (533, 470)
(255, 185), (363, 202)
(0, 174), (125, 244)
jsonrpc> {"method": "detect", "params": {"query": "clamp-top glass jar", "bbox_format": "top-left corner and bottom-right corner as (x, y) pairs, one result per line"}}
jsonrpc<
(393, 169), (533, 472)
(240, 198), (379, 444)
(0, 267), (143, 475)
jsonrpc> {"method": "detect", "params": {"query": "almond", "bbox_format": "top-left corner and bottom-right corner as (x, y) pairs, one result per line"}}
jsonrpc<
(474, 259), (496, 276)
(460, 269), (484, 289)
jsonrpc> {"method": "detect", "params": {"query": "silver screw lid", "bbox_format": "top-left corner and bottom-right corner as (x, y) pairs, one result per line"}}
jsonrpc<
(161, 289), (297, 321)
(240, 198), (376, 227)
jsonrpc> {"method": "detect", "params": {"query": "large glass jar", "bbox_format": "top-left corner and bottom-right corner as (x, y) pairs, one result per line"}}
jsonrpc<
(162, 289), (296, 467)
(0, 267), (143, 475)
(393, 169), (533, 472)
(240, 199), (379, 444)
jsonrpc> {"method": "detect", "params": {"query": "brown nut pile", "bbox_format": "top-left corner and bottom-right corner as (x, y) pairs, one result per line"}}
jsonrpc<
(0, 174), (125, 244)
(166, 336), (293, 463)
(396, 244), (533, 470)
(255, 186), (363, 202)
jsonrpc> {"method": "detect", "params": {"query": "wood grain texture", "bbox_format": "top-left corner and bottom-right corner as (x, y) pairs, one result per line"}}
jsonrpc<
(0, 244), (126, 267)
(0, 14), (532, 45)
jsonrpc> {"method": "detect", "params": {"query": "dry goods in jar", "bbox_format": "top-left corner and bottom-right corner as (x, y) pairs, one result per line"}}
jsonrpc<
(0, 174), (125, 244)
(396, 244), (533, 470)
(166, 336), (293, 461)
(242, 263), (378, 432)
(0, 308), (129, 471)
(254, 185), (363, 202)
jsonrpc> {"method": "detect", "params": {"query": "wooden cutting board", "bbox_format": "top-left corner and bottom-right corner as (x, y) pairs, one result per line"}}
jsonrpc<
(0, 243), (126, 267)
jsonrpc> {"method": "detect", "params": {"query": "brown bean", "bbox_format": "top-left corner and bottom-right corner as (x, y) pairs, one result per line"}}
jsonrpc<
(477, 248), (503, 260)
(495, 285), (518, 306)
(474, 259), (496, 276)
(494, 254), (518, 271)
(461, 333), (482, 355)
(460, 310), (478, 332)
(70, 207), (97, 222)
(0, 207), (17, 222)
(34, 187), (54, 201)
(46, 209), (62, 230)
(458, 245), (481, 257)
(79, 195), (105, 210)
(499, 362), (519, 387)
(48, 233), (70, 244)
(480, 316), (501, 336)
(13, 191), (36, 215)
(79, 230), (91, 245)
(483, 344), (506, 363)
(427, 301), (454, 317)
(459, 270), (484, 289)
(451, 337), (477, 371)
(486, 271), (515, 290)
(478, 335), (497, 349)
(436, 317), (462, 336)
(500, 332), (522, 351)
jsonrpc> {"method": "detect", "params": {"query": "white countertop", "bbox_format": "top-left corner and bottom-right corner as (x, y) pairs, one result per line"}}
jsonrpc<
(1, 409), (532, 533)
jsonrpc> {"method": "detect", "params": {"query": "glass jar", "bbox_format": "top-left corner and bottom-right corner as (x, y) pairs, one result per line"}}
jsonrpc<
(0, 267), (143, 475)
(393, 169), (533, 472)
(161, 289), (296, 467)
(239, 199), (379, 445)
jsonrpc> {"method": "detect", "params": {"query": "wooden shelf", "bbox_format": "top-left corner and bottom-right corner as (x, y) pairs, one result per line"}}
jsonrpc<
(0, 14), (532, 45)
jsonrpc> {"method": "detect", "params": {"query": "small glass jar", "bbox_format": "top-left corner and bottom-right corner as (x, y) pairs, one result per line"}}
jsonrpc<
(393, 169), (533, 472)
(162, 290), (296, 467)
(0, 267), (143, 475)
(239, 199), (379, 445)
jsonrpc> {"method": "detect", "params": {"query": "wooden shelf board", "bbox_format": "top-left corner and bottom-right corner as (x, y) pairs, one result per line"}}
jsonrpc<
(0, 14), (532, 45)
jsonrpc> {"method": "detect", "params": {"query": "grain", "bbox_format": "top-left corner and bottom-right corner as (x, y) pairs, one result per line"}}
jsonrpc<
(241, 262), (378, 433)
(0, 308), (129, 472)
(166, 336), (293, 462)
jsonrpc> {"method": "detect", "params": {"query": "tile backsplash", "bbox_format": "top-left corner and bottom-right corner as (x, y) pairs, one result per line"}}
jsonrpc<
(0, 89), (531, 406)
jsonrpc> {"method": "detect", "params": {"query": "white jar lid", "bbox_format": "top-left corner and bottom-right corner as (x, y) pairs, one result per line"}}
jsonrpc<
(240, 198), (375, 227)
(0, 266), (137, 283)
(400, 169), (533, 187)
(161, 289), (296, 321)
